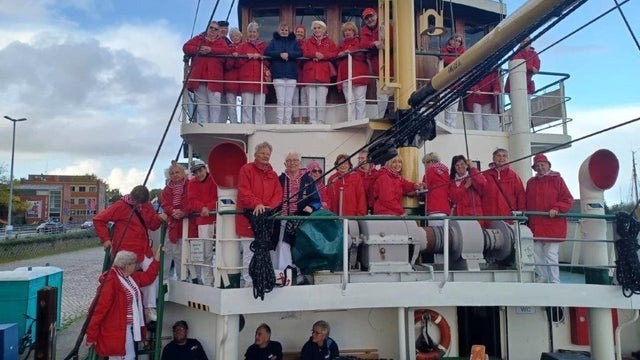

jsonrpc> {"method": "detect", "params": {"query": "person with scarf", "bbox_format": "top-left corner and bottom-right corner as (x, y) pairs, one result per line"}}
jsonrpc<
(325, 154), (366, 216)
(441, 34), (465, 127)
(421, 152), (451, 226)
(307, 160), (329, 209)
(336, 22), (369, 121)
(265, 23), (303, 124)
(273, 152), (321, 269)
(526, 153), (573, 283)
(301, 20), (338, 124)
(300, 320), (340, 360)
(292, 25), (309, 124)
(234, 22), (268, 124)
(86, 248), (161, 360)
(161, 161), (194, 280)
(222, 27), (243, 123)
(183, 21), (231, 124)
(188, 159), (218, 286)
(448, 155), (487, 227)
(372, 155), (420, 216)
(93, 185), (167, 322)
(482, 148), (526, 222)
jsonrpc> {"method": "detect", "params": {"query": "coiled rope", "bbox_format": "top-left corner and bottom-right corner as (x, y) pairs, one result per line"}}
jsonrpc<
(614, 212), (640, 297)
(245, 209), (277, 300)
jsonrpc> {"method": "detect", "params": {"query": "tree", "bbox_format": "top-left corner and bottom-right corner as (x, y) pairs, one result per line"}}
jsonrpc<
(150, 188), (163, 201)
(105, 185), (122, 205)
(0, 163), (29, 222)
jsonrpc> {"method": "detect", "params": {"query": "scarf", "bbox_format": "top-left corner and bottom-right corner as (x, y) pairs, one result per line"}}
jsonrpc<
(113, 266), (144, 342)
(282, 171), (303, 215)
(454, 171), (469, 187)
(167, 178), (186, 207)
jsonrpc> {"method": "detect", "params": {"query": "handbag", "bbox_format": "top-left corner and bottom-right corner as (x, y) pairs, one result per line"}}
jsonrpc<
(263, 64), (272, 83)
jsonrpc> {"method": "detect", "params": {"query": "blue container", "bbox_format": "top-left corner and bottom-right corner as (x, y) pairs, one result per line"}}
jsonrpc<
(0, 323), (18, 360)
(0, 266), (63, 342)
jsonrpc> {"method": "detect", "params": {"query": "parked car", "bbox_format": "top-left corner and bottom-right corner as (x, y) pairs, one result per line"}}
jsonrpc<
(36, 221), (65, 234)
(80, 220), (94, 229)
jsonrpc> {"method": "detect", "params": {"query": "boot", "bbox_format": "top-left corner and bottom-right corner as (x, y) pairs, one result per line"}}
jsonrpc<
(292, 116), (300, 124)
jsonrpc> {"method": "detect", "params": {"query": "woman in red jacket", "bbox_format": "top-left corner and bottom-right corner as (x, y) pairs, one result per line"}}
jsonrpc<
(326, 154), (366, 216)
(183, 21), (231, 124)
(526, 154), (573, 283)
(301, 20), (338, 124)
(223, 28), (243, 123)
(86, 248), (160, 360)
(441, 34), (465, 127)
(372, 155), (420, 216)
(448, 155), (487, 226)
(482, 148), (526, 221)
(234, 22), (268, 124)
(292, 25), (308, 123)
(464, 70), (502, 130)
(336, 22), (370, 121)
(505, 37), (540, 95)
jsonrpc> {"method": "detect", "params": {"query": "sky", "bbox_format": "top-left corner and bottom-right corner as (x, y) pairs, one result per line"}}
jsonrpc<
(0, 0), (639, 204)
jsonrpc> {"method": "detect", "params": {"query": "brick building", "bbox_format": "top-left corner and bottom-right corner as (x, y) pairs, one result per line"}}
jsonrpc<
(16, 174), (107, 225)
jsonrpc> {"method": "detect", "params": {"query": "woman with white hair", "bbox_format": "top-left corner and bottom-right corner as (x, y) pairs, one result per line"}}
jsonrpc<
(301, 20), (338, 124)
(234, 22), (268, 124)
(223, 27), (243, 123)
(86, 248), (161, 360)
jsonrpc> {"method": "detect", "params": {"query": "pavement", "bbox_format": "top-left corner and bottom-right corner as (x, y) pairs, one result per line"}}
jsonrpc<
(0, 246), (104, 359)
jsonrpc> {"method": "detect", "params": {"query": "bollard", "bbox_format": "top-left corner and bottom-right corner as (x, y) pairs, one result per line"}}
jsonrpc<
(35, 286), (57, 360)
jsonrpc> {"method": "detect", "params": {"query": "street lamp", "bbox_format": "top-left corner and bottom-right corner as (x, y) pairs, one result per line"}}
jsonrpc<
(4, 115), (27, 236)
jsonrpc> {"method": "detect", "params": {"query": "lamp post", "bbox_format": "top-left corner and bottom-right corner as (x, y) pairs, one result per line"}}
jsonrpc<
(4, 115), (27, 236)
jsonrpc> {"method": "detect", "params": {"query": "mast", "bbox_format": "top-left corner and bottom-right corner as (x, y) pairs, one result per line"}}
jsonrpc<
(633, 151), (639, 204)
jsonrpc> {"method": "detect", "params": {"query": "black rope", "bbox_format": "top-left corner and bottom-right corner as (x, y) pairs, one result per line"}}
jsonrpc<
(244, 209), (277, 300)
(614, 212), (640, 297)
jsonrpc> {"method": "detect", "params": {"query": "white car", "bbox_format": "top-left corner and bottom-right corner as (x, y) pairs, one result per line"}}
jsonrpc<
(80, 220), (94, 229)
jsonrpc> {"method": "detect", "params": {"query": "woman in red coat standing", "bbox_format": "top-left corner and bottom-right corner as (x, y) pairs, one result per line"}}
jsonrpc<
(372, 155), (420, 216)
(234, 22), (268, 124)
(448, 155), (487, 226)
(526, 154), (573, 283)
(301, 20), (338, 124)
(464, 70), (502, 130)
(336, 22), (370, 121)
(292, 25), (308, 123)
(505, 37), (541, 95)
(183, 21), (231, 124)
(441, 34), (465, 127)
(326, 154), (366, 216)
(86, 248), (160, 360)
(482, 148), (526, 221)
(223, 28), (243, 123)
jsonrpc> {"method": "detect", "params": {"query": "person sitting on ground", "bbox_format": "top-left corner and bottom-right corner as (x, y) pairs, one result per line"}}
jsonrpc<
(372, 155), (421, 216)
(300, 320), (339, 360)
(245, 323), (283, 360)
(161, 320), (209, 360)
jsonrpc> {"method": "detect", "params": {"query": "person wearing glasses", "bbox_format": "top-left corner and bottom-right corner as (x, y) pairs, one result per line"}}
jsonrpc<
(307, 160), (328, 209)
(441, 34), (465, 127)
(300, 320), (339, 360)
(234, 22), (268, 124)
(187, 159), (219, 286)
(183, 21), (231, 123)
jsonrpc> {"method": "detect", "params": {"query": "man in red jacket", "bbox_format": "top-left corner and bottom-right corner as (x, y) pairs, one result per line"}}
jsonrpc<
(236, 142), (283, 287)
(526, 153), (573, 283)
(360, 7), (393, 119)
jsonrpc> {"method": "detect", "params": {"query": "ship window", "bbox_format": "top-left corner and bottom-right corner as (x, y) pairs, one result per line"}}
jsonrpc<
(341, 8), (364, 29)
(464, 23), (490, 48)
(250, 8), (280, 43)
(295, 7), (325, 34)
(427, 18), (453, 51)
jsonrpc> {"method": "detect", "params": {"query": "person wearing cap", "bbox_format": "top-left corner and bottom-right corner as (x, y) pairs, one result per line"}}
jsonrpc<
(420, 152), (451, 226)
(526, 153), (573, 283)
(161, 320), (209, 360)
(336, 22), (369, 121)
(244, 323), (283, 360)
(265, 23), (303, 124)
(301, 20), (338, 124)
(217, 20), (231, 44)
(234, 22), (268, 124)
(216, 20), (233, 123)
(93, 185), (168, 323)
(183, 21), (231, 124)
(482, 148), (526, 222)
(292, 25), (309, 124)
(236, 142), (283, 287)
(360, 7), (394, 119)
(188, 159), (219, 286)
(86, 248), (161, 360)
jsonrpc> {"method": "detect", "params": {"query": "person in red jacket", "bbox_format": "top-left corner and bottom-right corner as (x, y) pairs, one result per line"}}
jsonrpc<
(448, 155), (487, 226)
(301, 20), (338, 124)
(188, 159), (218, 286)
(482, 148), (526, 223)
(234, 22), (268, 124)
(360, 7), (393, 119)
(93, 185), (167, 322)
(86, 248), (160, 359)
(337, 22), (369, 121)
(326, 154), (366, 216)
(464, 70), (502, 130)
(356, 150), (379, 214)
(222, 28), (243, 123)
(372, 155), (420, 216)
(236, 142), (283, 287)
(292, 24), (309, 124)
(161, 161), (195, 280)
(505, 37), (540, 95)
(421, 152), (451, 226)
(441, 34), (465, 127)
(526, 153), (573, 283)
(183, 21), (231, 124)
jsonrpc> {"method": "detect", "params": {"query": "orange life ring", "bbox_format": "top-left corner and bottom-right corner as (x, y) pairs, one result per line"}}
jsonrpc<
(414, 309), (451, 360)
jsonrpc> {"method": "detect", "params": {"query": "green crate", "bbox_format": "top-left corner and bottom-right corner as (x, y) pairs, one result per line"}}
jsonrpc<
(0, 266), (63, 341)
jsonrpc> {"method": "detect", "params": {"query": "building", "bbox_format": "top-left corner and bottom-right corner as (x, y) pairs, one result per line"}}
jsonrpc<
(16, 174), (107, 225)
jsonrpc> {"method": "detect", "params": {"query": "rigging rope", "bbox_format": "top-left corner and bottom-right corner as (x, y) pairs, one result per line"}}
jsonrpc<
(614, 212), (640, 297)
(612, 0), (640, 52)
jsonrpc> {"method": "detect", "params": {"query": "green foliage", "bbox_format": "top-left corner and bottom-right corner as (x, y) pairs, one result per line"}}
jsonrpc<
(150, 188), (163, 201)
(607, 202), (638, 215)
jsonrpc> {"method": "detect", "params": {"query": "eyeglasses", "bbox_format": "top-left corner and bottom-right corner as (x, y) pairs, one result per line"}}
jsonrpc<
(311, 169), (322, 174)
(285, 159), (300, 163)
(209, 26), (220, 31)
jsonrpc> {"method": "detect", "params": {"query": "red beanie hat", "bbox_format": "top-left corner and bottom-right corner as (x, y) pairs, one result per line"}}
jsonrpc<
(531, 153), (551, 169)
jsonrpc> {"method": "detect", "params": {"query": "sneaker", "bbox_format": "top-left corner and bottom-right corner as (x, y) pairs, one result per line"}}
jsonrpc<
(144, 308), (157, 322)
(535, 276), (547, 283)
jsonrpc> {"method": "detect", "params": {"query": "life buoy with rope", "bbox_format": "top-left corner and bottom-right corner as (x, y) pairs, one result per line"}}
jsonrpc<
(414, 309), (451, 360)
